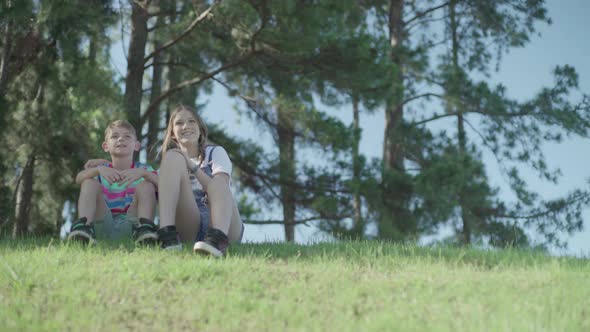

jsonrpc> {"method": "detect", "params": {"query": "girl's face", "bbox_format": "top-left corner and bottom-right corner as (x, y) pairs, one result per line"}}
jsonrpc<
(172, 110), (201, 146)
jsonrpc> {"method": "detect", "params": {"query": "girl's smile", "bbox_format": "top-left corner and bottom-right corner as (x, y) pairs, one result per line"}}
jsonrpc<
(173, 110), (201, 145)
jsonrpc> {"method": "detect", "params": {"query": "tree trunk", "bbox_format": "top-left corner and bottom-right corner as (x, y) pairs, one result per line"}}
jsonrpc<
(379, 0), (409, 240)
(383, 0), (405, 173)
(352, 94), (362, 230)
(88, 31), (98, 63)
(0, 6), (14, 229)
(0, 14), (13, 98)
(165, 52), (178, 123)
(12, 155), (35, 238)
(124, 0), (149, 141)
(449, 0), (470, 245)
(277, 102), (296, 242)
(13, 81), (44, 238)
(147, 6), (163, 162)
(163, 1), (180, 125)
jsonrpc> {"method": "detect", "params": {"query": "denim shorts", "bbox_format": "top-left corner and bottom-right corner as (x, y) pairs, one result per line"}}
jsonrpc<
(193, 189), (246, 243)
(194, 188), (210, 242)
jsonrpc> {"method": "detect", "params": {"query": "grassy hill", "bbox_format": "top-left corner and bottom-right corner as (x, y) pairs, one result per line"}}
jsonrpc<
(1, 238), (588, 331)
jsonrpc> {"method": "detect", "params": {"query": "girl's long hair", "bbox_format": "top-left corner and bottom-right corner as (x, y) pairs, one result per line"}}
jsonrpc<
(160, 105), (209, 162)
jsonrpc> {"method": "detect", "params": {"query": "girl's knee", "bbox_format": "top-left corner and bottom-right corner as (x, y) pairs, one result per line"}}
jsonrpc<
(162, 150), (184, 162)
(162, 150), (187, 167)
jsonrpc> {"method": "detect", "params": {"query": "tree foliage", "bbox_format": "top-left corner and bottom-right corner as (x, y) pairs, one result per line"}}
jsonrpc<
(0, 0), (588, 249)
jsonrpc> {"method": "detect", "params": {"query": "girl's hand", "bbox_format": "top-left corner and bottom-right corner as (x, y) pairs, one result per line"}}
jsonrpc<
(85, 159), (110, 169)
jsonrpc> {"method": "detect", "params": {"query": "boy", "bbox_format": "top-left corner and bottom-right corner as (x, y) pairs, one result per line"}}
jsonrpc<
(68, 120), (158, 245)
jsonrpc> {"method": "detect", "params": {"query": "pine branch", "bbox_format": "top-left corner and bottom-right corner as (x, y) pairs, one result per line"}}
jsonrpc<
(144, 60), (194, 70)
(236, 164), (283, 202)
(412, 103), (534, 126)
(210, 76), (277, 129)
(139, 51), (259, 126)
(210, 73), (351, 152)
(404, 2), (450, 26)
(407, 14), (450, 33)
(147, 9), (183, 18)
(496, 191), (590, 221)
(249, 0), (269, 52)
(143, 0), (220, 65)
(412, 112), (454, 126)
(399, 92), (444, 108)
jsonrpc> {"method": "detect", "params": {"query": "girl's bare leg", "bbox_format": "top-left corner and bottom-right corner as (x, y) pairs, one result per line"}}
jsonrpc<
(206, 176), (244, 242)
(158, 151), (201, 243)
(228, 198), (244, 242)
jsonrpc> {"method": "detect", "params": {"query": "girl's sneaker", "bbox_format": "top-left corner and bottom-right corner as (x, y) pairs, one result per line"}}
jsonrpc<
(157, 225), (183, 251)
(67, 217), (96, 245)
(193, 228), (228, 257)
(132, 218), (158, 245)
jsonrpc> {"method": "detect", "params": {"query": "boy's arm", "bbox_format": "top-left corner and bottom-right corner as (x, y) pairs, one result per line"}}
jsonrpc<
(141, 168), (158, 187)
(85, 159), (110, 169)
(118, 167), (158, 187)
(75, 167), (100, 184)
(76, 165), (122, 185)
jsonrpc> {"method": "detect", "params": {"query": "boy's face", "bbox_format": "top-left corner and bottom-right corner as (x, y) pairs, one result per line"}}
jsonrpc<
(102, 126), (140, 157)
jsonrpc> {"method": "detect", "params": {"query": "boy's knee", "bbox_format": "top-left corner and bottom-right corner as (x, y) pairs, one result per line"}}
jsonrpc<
(136, 181), (156, 196)
(80, 178), (100, 191)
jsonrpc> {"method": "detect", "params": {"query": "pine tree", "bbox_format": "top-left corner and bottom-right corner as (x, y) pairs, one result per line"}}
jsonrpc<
(0, 0), (120, 236)
(413, 0), (590, 247)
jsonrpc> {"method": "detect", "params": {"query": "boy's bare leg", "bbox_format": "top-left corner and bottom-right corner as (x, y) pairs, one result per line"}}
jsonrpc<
(159, 151), (201, 243)
(77, 179), (108, 224)
(127, 181), (156, 221)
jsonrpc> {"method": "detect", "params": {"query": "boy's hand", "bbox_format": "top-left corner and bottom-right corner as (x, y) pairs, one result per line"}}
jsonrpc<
(85, 159), (110, 169)
(97, 166), (123, 184)
(119, 168), (146, 187)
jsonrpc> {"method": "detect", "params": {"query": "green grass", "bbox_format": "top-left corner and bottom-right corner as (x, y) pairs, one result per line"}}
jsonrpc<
(1, 238), (589, 331)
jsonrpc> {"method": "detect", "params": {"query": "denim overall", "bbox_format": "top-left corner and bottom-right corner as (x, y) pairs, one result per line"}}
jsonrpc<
(189, 146), (216, 241)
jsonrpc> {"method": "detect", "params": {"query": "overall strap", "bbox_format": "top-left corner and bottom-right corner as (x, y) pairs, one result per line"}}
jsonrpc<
(207, 145), (218, 165)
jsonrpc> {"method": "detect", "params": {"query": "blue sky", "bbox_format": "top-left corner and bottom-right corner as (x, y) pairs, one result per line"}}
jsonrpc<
(112, 1), (590, 255)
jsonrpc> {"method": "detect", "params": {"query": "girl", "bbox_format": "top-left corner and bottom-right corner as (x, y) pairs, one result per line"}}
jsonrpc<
(157, 105), (244, 256)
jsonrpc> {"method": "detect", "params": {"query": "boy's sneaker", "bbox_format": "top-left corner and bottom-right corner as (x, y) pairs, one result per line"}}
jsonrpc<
(157, 225), (183, 251)
(67, 217), (96, 245)
(193, 228), (228, 257)
(132, 218), (158, 245)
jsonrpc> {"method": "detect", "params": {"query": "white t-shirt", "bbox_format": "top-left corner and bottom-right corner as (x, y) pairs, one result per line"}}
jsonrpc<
(189, 145), (232, 191)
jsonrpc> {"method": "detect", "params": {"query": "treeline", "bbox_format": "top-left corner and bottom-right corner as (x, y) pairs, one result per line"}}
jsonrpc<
(1, 0), (589, 248)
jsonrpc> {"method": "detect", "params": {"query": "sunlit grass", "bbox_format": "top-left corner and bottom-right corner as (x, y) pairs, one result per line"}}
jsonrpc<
(1, 237), (588, 331)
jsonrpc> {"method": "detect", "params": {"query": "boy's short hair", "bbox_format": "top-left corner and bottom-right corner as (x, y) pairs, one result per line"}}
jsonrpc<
(104, 120), (137, 141)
